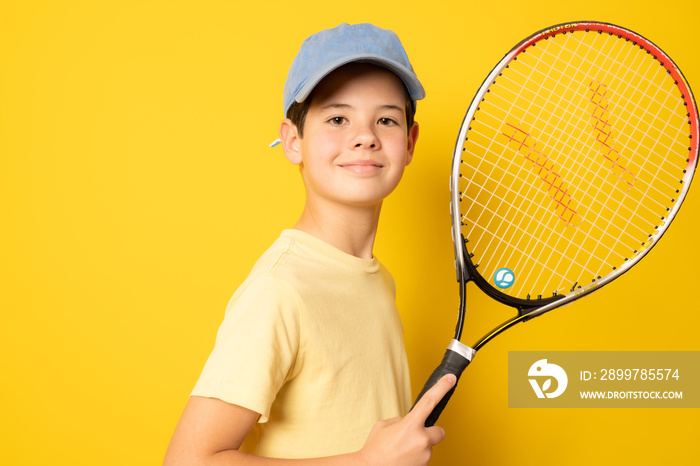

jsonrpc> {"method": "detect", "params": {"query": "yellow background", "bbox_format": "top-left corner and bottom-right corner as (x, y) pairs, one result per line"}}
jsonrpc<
(2, 1), (698, 464)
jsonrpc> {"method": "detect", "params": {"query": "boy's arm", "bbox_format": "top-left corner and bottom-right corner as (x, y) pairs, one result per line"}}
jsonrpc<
(163, 396), (259, 465)
(163, 374), (456, 466)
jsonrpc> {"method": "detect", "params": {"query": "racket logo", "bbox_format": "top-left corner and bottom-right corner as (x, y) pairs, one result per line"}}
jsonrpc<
(494, 267), (515, 289)
(501, 123), (579, 227)
(528, 359), (568, 399)
(586, 80), (637, 192)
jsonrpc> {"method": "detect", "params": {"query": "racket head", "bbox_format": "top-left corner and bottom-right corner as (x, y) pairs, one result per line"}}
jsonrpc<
(451, 21), (698, 317)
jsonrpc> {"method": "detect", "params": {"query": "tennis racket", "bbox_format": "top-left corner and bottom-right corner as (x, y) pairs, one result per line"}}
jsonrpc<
(414, 21), (698, 427)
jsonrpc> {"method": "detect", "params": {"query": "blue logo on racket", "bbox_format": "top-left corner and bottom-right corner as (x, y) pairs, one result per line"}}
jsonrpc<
(494, 267), (515, 289)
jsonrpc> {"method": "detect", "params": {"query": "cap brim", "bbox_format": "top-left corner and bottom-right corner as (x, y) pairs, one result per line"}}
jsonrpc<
(294, 54), (426, 105)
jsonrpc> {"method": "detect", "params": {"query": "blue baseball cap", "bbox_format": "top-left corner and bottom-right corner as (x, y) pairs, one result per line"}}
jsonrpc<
(283, 23), (425, 118)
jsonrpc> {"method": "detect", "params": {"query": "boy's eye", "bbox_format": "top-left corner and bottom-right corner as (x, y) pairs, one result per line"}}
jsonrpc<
(378, 117), (397, 126)
(328, 116), (347, 125)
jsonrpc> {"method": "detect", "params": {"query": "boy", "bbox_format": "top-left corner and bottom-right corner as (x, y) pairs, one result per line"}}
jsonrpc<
(164, 23), (455, 465)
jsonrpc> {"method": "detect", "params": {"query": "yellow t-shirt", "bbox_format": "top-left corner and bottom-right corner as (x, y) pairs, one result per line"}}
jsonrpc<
(191, 229), (411, 458)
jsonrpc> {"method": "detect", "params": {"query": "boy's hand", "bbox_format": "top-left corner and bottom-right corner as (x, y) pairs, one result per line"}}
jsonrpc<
(356, 374), (457, 466)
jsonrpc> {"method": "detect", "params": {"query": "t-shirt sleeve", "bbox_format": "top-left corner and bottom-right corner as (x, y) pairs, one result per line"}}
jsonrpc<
(191, 275), (301, 422)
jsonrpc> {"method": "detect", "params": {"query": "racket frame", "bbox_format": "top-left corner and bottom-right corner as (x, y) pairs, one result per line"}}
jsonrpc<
(449, 21), (698, 348)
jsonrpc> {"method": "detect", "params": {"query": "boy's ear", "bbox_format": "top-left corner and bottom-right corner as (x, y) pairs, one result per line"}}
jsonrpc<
(279, 119), (302, 165)
(406, 121), (419, 166)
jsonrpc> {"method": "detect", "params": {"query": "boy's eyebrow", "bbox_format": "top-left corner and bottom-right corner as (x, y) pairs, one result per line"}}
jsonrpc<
(378, 104), (404, 113)
(320, 103), (352, 110)
(319, 103), (404, 112)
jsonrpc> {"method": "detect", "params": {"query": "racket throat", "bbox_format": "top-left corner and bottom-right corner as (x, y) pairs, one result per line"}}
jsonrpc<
(472, 314), (529, 351)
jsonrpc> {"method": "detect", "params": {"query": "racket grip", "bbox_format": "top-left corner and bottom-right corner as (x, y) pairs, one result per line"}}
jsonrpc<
(413, 339), (474, 427)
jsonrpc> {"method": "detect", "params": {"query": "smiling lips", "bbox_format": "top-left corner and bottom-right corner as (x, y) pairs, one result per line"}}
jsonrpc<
(338, 160), (384, 175)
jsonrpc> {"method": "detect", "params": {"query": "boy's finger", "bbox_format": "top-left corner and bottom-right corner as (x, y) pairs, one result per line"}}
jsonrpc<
(425, 425), (446, 446)
(407, 374), (456, 424)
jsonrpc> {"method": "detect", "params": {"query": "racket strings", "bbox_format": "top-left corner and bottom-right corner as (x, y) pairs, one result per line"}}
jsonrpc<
(538, 32), (685, 136)
(493, 39), (687, 184)
(501, 34), (688, 173)
(459, 28), (692, 299)
(464, 99), (681, 216)
(495, 34), (588, 293)
(467, 65), (685, 212)
(470, 31), (684, 205)
(554, 33), (665, 287)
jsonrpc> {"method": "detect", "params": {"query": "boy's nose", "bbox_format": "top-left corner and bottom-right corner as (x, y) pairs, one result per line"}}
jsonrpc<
(352, 125), (380, 149)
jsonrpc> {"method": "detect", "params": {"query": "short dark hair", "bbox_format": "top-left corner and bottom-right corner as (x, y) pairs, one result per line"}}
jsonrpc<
(286, 89), (416, 138)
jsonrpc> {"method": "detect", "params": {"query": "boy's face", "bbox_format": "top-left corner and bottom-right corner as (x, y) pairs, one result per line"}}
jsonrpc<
(282, 63), (419, 210)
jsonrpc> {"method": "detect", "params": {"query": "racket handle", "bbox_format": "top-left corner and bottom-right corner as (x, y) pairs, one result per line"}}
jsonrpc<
(413, 339), (474, 427)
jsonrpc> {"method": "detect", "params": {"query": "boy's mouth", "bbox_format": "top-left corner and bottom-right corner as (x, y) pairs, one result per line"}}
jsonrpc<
(338, 160), (384, 174)
(339, 160), (384, 167)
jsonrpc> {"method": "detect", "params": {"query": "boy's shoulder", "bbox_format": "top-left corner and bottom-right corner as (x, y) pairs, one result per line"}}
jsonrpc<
(244, 230), (390, 294)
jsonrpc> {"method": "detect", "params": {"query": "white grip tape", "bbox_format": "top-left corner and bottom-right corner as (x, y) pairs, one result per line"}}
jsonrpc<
(447, 339), (475, 362)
